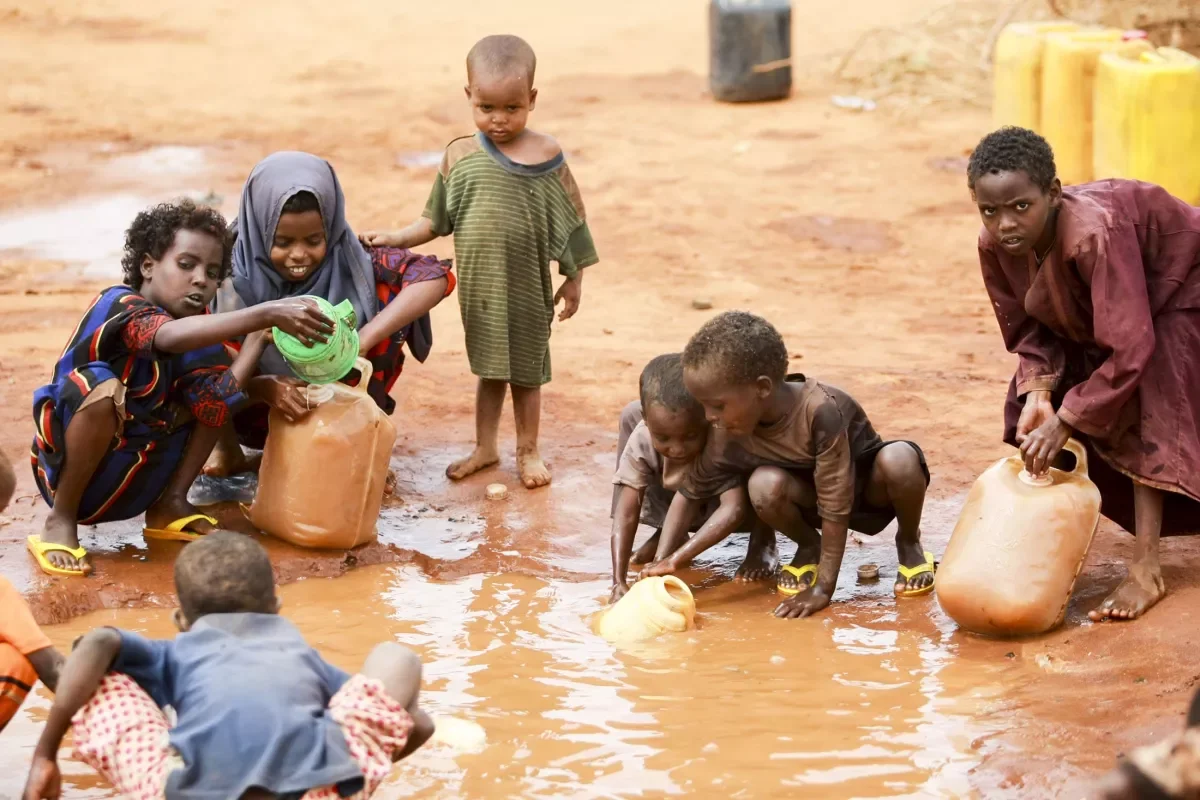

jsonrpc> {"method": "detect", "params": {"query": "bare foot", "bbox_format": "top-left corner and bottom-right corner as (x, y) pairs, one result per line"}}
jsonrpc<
(736, 536), (779, 582)
(446, 446), (499, 481)
(145, 494), (217, 536)
(894, 534), (934, 594)
(1089, 561), (1166, 622)
(631, 530), (662, 565)
(517, 447), (551, 489)
(203, 446), (261, 478)
(38, 513), (92, 574)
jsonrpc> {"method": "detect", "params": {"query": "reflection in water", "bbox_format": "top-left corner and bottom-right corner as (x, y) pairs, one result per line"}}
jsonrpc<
(12, 562), (1013, 799)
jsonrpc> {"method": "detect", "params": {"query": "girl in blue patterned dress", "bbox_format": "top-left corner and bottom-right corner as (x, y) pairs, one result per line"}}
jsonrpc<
(29, 200), (333, 576)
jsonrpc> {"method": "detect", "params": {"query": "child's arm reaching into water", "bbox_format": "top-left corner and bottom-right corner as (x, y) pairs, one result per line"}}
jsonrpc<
(23, 628), (123, 800)
(609, 485), (644, 603)
(639, 487), (749, 578)
(359, 218), (438, 250)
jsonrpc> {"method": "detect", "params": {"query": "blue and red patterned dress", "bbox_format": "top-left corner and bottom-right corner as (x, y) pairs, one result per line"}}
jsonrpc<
(31, 287), (246, 523)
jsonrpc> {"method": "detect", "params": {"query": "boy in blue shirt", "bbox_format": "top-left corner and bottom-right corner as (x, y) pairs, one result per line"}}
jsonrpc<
(22, 531), (433, 800)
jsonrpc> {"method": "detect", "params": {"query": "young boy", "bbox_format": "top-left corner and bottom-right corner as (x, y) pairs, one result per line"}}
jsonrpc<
(610, 354), (777, 602)
(29, 200), (332, 576)
(22, 531), (434, 800)
(361, 34), (599, 490)
(1093, 687), (1200, 799)
(642, 311), (933, 619)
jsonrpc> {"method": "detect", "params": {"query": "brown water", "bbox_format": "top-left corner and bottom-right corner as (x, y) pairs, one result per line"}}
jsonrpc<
(2, 528), (1033, 799)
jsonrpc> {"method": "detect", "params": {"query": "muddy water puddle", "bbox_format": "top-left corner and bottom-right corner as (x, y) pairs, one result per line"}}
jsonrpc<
(3, 553), (1031, 799)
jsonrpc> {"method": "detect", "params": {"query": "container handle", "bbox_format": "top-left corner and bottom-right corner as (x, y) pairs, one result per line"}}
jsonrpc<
(1061, 437), (1089, 477)
(351, 357), (373, 394)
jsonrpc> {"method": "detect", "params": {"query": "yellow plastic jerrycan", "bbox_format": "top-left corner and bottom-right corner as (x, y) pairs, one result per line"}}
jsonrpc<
(1041, 30), (1151, 185)
(1094, 47), (1200, 204)
(992, 21), (1080, 130)
(250, 358), (397, 549)
(597, 576), (697, 644)
(937, 439), (1101, 637)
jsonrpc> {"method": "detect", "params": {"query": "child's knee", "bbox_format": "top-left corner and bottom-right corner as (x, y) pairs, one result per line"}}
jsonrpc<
(875, 443), (926, 495)
(748, 467), (793, 512)
(360, 642), (423, 709)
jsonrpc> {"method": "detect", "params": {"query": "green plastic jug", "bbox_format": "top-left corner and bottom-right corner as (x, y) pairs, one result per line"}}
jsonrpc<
(273, 296), (361, 385)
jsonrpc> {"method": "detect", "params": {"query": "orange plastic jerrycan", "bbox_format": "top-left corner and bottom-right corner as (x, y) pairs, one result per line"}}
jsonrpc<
(937, 439), (1101, 637)
(250, 358), (397, 549)
(597, 576), (697, 644)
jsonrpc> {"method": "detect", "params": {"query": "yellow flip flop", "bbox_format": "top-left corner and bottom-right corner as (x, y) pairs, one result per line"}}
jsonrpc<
(143, 514), (218, 543)
(26, 535), (90, 577)
(777, 564), (818, 597)
(896, 551), (937, 598)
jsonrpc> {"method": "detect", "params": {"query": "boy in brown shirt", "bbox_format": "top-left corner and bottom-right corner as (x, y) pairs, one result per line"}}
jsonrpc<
(610, 354), (776, 603)
(641, 311), (933, 619)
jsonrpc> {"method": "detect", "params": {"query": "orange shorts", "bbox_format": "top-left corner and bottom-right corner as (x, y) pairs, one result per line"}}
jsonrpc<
(0, 643), (38, 732)
(72, 672), (413, 799)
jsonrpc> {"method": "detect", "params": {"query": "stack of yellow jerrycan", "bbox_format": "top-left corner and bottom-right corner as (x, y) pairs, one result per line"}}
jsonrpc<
(1094, 47), (1200, 204)
(993, 22), (1080, 130)
(1039, 29), (1152, 185)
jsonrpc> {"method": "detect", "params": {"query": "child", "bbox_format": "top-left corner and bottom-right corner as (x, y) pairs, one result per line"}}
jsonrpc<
(1093, 687), (1200, 799)
(206, 152), (455, 472)
(361, 34), (599, 490)
(642, 311), (933, 619)
(29, 200), (333, 576)
(610, 354), (777, 602)
(21, 531), (433, 799)
(969, 127), (1200, 623)
(1, 576), (63, 734)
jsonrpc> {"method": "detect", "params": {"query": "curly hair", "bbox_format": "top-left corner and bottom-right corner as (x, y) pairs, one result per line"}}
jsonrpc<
(175, 531), (277, 623)
(639, 353), (704, 418)
(467, 34), (537, 87)
(682, 311), (789, 386)
(121, 199), (232, 290)
(967, 126), (1058, 192)
(281, 190), (321, 216)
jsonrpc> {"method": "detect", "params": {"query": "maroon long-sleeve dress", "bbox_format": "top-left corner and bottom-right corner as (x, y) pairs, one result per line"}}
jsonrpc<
(980, 179), (1200, 535)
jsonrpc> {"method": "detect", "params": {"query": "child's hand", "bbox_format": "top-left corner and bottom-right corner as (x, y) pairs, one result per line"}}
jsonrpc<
(263, 299), (335, 347)
(359, 230), (402, 248)
(609, 583), (629, 604)
(638, 557), (679, 580)
(253, 375), (318, 423)
(554, 275), (582, 321)
(773, 586), (832, 619)
(23, 755), (61, 800)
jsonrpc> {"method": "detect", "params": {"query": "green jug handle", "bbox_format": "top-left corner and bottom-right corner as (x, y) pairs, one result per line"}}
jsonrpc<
(333, 299), (357, 330)
(351, 357), (373, 394)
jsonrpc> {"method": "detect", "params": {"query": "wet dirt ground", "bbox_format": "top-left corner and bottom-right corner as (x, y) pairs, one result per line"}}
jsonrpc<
(2, 0), (1199, 797)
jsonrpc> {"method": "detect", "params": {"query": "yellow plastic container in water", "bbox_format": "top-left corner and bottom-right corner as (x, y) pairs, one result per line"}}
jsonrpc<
(250, 358), (396, 550)
(597, 576), (696, 644)
(1094, 47), (1200, 204)
(937, 439), (1102, 637)
(992, 21), (1080, 130)
(1040, 30), (1151, 185)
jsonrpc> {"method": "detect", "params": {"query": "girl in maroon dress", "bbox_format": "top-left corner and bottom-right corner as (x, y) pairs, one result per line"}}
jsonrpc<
(968, 127), (1200, 623)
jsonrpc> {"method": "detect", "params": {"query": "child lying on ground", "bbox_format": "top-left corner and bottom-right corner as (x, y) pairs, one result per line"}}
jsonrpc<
(0, 576), (63, 734)
(362, 34), (599, 490)
(641, 311), (933, 619)
(28, 200), (333, 576)
(22, 531), (433, 800)
(610, 354), (777, 602)
(1093, 687), (1200, 799)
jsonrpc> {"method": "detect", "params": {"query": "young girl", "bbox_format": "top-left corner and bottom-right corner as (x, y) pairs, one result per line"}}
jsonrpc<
(969, 127), (1200, 623)
(28, 200), (331, 576)
(362, 35), (598, 490)
(207, 151), (454, 469)
(642, 312), (933, 619)
(610, 354), (776, 603)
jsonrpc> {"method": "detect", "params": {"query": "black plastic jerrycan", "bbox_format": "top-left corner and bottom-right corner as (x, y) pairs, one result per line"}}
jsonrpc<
(709, 0), (792, 103)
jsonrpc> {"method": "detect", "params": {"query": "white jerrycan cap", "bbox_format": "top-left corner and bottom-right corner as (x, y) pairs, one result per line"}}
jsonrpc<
(1018, 470), (1054, 487)
(303, 384), (336, 407)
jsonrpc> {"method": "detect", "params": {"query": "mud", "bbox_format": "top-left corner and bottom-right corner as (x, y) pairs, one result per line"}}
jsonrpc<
(2, 0), (1200, 797)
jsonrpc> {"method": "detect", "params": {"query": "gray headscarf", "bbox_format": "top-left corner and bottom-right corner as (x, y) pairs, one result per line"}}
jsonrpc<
(221, 151), (378, 376)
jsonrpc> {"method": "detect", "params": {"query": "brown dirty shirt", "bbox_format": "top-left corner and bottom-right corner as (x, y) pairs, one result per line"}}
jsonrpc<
(682, 375), (883, 525)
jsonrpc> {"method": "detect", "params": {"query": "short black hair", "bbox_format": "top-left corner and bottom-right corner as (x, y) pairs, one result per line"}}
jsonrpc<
(639, 353), (704, 419)
(967, 127), (1058, 192)
(281, 190), (321, 216)
(175, 531), (277, 623)
(467, 34), (537, 87)
(121, 199), (232, 290)
(683, 311), (789, 386)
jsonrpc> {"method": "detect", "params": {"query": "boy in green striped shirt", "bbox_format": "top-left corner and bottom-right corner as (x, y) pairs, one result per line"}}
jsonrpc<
(363, 34), (598, 490)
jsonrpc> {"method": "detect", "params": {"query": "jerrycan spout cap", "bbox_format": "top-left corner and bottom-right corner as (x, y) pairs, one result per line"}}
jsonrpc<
(1018, 470), (1054, 487)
